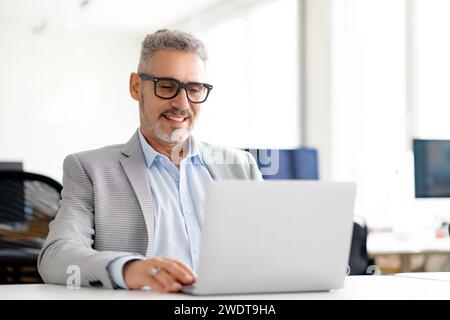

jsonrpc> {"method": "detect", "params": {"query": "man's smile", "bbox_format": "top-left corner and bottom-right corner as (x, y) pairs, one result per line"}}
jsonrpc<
(162, 113), (190, 126)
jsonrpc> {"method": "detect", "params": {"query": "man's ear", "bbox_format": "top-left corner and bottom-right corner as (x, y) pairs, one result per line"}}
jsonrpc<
(129, 72), (140, 101)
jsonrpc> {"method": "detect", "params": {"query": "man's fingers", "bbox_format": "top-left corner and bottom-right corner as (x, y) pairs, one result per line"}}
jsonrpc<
(163, 257), (196, 278)
(143, 274), (166, 293)
(151, 269), (182, 292)
(161, 257), (196, 279)
(151, 258), (195, 284)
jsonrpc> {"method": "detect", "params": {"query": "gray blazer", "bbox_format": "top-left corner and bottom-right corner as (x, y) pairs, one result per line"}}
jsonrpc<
(38, 130), (263, 289)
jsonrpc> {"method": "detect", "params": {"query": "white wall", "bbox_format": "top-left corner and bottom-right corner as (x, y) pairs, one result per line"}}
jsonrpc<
(302, 0), (332, 181)
(0, 29), (143, 181)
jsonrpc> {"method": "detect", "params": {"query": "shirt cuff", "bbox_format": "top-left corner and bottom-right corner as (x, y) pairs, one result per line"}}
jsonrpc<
(107, 255), (144, 289)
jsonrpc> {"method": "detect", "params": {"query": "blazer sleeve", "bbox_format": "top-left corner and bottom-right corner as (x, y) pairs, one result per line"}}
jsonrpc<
(245, 151), (264, 181)
(37, 154), (138, 289)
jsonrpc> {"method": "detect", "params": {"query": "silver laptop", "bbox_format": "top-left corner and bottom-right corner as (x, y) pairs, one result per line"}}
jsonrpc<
(182, 180), (356, 295)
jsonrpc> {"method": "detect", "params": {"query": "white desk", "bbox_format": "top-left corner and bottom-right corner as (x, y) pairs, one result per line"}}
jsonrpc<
(367, 232), (450, 272)
(396, 272), (450, 282)
(1, 275), (450, 300)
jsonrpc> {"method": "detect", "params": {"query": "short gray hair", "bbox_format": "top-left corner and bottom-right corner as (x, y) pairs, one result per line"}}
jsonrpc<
(138, 29), (208, 70)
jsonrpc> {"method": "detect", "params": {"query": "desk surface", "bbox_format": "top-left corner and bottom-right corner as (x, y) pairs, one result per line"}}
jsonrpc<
(368, 232), (450, 255)
(367, 232), (450, 272)
(1, 275), (450, 300)
(396, 272), (450, 282)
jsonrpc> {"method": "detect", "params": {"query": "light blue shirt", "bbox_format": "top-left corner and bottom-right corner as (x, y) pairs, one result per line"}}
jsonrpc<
(108, 130), (213, 289)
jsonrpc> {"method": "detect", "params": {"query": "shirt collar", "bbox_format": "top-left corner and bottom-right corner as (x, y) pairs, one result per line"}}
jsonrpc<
(137, 129), (204, 168)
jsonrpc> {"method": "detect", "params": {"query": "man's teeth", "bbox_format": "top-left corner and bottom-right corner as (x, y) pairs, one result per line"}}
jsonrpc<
(164, 115), (186, 122)
(165, 115), (186, 122)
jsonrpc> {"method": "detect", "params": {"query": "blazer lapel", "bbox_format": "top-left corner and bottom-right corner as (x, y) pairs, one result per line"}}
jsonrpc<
(120, 130), (155, 257)
(199, 142), (229, 180)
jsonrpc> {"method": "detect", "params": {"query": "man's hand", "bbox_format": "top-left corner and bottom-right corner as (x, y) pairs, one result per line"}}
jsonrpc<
(123, 257), (196, 292)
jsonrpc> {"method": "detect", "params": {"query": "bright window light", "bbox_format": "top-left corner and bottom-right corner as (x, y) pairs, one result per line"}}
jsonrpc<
(190, 0), (300, 148)
(332, 0), (410, 218)
(413, 0), (450, 138)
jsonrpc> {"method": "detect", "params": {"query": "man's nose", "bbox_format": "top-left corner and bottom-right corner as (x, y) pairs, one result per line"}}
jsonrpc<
(171, 88), (190, 109)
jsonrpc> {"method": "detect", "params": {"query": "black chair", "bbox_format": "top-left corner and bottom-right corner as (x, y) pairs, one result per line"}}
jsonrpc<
(348, 220), (376, 275)
(0, 171), (62, 284)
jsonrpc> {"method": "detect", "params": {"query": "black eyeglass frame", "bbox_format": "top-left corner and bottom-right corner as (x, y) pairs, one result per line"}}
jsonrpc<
(138, 73), (213, 104)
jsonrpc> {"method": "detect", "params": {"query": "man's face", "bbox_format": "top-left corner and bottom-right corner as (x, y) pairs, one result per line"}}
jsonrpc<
(131, 50), (206, 145)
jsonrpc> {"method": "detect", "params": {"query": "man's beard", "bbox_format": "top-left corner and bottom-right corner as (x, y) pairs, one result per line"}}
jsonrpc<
(139, 95), (192, 144)
(141, 111), (190, 144)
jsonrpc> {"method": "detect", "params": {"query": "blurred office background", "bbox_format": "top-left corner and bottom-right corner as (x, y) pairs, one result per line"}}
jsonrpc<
(1, 0), (450, 273)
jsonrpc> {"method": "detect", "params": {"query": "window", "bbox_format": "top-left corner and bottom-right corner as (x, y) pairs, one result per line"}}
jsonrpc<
(412, 0), (450, 138)
(181, 0), (300, 148)
(331, 0), (410, 218)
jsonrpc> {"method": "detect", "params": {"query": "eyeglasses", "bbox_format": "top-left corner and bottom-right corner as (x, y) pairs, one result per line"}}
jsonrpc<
(138, 73), (213, 104)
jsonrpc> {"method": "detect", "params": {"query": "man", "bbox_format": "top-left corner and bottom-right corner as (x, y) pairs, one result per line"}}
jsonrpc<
(38, 29), (263, 292)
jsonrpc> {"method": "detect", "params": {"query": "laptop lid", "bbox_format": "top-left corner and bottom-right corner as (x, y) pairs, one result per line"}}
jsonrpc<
(185, 180), (356, 295)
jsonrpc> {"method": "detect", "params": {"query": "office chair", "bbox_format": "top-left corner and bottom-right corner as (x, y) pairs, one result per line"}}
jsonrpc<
(348, 219), (376, 275)
(0, 171), (62, 284)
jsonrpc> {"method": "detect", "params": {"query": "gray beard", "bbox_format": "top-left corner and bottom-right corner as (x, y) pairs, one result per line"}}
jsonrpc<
(140, 110), (190, 144)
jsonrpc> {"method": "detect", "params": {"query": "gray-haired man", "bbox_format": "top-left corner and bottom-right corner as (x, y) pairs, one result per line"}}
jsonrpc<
(38, 29), (263, 292)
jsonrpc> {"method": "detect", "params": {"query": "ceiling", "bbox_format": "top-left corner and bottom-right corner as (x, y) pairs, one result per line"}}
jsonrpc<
(0, 0), (225, 34)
